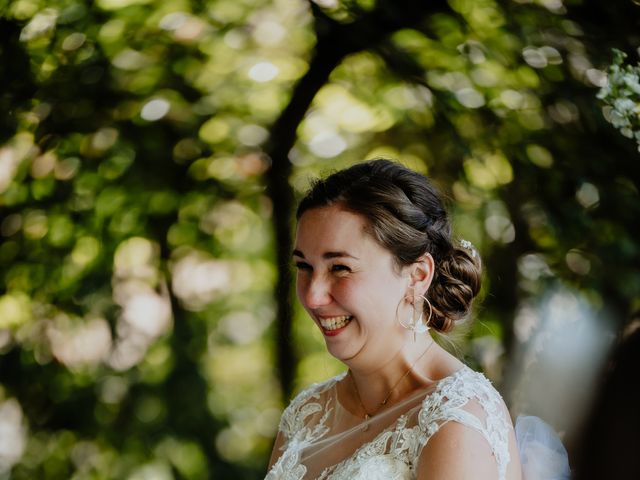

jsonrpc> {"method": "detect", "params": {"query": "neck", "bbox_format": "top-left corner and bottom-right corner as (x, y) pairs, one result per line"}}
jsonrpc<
(347, 336), (436, 415)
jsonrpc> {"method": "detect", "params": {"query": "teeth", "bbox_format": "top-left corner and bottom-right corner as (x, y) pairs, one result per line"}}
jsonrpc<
(319, 315), (352, 331)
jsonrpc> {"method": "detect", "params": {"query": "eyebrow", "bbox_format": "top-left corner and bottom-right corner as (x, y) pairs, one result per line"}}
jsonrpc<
(292, 249), (359, 260)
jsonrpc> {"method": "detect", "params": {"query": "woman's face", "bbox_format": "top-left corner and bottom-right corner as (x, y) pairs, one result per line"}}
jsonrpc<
(293, 204), (413, 366)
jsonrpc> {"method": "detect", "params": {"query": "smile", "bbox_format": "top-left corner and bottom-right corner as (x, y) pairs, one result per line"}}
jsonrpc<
(318, 315), (353, 332)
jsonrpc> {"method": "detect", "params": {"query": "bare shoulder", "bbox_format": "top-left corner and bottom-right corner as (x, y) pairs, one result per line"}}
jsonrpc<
(417, 398), (521, 479)
(416, 369), (523, 480)
(417, 417), (499, 480)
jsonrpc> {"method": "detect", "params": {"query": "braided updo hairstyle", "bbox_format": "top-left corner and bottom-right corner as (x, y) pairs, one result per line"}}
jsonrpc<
(296, 159), (481, 333)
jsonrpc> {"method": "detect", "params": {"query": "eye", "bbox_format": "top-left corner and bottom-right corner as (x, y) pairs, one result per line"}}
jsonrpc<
(294, 261), (312, 271)
(330, 264), (351, 273)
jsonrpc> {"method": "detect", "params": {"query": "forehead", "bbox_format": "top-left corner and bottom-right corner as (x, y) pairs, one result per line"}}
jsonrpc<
(295, 205), (374, 254)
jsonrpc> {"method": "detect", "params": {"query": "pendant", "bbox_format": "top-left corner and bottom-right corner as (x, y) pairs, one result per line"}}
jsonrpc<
(362, 414), (370, 432)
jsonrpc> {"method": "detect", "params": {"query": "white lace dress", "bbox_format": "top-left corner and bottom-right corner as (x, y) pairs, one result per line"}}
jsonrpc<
(266, 367), (514, 480)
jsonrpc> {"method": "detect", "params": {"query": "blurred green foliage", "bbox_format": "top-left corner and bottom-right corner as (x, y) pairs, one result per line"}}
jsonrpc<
(0, 0), (639, 478)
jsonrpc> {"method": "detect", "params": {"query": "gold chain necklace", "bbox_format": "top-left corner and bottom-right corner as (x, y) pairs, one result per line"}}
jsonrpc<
(349, 340), (435, 429)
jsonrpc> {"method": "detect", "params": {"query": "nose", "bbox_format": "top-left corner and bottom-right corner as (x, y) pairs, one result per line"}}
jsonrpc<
(300, 274), (332, 309)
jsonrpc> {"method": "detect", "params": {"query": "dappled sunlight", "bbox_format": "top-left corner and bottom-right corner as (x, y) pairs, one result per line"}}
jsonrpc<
(517, 253), (555, 295)
(237, 124), (269, 147)
(251, 18), (286, 47)
(0, 398), (27, 474)
(108, 299), (171, 371)
(171, 250), (233, 311)
(127, 462), (173, 480)
(113, 237), (158, 281)
(48, 317), (112, 369)
(201, 200), (269, 251)
(22, 210), (48, 240)
(188, 153), (271, 184)
(565, 249), (591, 276)
(140, 98), (171, 121)
(315, 84), (394, 133)
(30, 151), (57, 178)
(522, 46), (563, 69)
(249, 61), (280, 82)
(0, 291), (31, 330)
(121, 287), (172, 338)
(110, 238), (172, 371)
(159, 12), (208, 43)
(484, 200), (516, 244)
(575, 182), (600, 209)
(464, 152), (513, 189)
(525, 144), (554, 168)
(217, 310), (272, 345)
(383, 84), (434, 110)
(19, 8), (58, 41)
(111, 48), (153, 71)
(308, 131), (347, 158)
(0, 134), (38, 194)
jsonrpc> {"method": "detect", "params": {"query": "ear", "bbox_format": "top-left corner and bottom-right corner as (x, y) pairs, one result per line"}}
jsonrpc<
(407, 253), (434, 299)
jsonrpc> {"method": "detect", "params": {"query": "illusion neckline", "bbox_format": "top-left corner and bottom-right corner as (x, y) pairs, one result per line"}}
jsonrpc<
(334, 365), (472, 421)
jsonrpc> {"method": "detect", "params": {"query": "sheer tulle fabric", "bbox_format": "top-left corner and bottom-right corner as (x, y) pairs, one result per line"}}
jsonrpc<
(266, 367), (512, 480)
(515, 416), (570, 480)
(295, 382), (429, 479)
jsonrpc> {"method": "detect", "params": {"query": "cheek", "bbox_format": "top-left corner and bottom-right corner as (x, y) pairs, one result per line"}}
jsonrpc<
(367, 275), (400, 299)
(335, 279), (377, 316)
(332, 277), (356, 300)
(366, 278), (405, 315)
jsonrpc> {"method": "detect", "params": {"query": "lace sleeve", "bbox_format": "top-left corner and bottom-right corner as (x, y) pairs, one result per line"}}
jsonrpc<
(416, 368), (512, 480)
(276, 374), (344, 444)
(266, 376), (343, 480)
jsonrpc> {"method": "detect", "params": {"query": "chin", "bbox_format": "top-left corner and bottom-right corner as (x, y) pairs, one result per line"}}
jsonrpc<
(325, 340), (361, 364)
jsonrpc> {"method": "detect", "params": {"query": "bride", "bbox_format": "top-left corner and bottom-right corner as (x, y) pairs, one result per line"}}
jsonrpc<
(265, 159), (523, 479)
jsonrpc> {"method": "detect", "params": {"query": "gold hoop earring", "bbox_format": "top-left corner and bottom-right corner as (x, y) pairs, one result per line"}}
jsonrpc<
(424, 296), (433, 327)
(398, 294), (432, 342)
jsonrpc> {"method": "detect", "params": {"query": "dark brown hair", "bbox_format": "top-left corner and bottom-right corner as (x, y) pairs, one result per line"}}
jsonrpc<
(296, 159), (481, 333)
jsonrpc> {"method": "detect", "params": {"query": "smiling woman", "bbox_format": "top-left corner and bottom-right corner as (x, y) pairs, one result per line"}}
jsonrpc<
(265, 159), (525, 480)
(293, 206), (413, 359)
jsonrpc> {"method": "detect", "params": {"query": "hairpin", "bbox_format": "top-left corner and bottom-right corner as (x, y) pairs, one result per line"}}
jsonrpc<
(459, 239), (477, 258)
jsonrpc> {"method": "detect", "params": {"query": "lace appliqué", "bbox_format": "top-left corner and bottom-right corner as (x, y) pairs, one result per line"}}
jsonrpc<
(266, 368), (511, 480)
(319, 415), (420, 480)
(418, 369), (511, 480)
(266, 375), (343, 480)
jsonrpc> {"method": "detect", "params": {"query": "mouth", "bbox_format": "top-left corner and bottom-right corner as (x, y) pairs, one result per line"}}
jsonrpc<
(317, 315), (353, 336)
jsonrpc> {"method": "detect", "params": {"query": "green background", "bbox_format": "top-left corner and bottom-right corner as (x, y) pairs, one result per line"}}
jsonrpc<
(1, 0), (639, 478)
